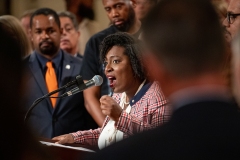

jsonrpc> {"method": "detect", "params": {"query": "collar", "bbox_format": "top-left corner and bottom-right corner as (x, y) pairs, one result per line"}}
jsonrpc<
(169, 85), (232, 111)
(35, 50), (62, 71)
(129, 81), (151, 106)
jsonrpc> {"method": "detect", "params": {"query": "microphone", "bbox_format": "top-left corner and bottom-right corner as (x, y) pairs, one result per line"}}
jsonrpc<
(24, 75), (85, 123)
(60, 75), (103, 97)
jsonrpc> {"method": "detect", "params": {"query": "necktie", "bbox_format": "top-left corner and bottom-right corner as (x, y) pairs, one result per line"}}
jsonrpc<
(45, 61), (58, 107)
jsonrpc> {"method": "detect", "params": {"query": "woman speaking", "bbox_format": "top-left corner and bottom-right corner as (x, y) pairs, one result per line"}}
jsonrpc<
(52, 32), (171, 149)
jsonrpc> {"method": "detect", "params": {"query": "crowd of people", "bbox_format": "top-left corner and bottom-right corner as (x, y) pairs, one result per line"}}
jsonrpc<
(1, 0), (240, 159)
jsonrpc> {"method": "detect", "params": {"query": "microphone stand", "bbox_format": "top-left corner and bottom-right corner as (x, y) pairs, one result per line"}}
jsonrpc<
(24, 75), (84, 123)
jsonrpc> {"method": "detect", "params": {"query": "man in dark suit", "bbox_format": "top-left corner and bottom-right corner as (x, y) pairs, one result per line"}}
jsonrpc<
(88, 0), (240, 159)
(22, 8), (96, 139)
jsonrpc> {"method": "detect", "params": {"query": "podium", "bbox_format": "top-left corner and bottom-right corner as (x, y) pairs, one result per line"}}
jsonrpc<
(39, 137), (98, 160)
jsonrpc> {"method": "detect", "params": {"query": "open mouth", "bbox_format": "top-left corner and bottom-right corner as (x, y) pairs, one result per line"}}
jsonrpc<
(108, 76), (116, 88)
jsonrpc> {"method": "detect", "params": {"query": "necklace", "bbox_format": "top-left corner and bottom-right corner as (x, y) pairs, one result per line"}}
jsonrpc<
(122, 79), (146, 106)
(123, 95), (129, 105)
(123, 98), (129, 105)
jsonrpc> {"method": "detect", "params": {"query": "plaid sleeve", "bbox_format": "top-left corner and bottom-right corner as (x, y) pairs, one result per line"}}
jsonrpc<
(70, 117), (111, 146)
(71, 128), (101, 146)
(115, 82), (171, 136)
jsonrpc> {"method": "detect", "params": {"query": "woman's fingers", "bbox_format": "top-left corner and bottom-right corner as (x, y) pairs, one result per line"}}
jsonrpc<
(52, 134), (74, 144)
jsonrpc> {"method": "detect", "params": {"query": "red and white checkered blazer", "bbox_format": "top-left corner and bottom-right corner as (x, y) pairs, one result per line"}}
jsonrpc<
(71, 81), (171, 146)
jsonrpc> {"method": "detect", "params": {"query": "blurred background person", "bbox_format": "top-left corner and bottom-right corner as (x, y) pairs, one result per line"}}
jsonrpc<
(222, 0), (240, 43)
(80, 0), (141, 127)
(211, 0), (228, 22)
(20, 9), (36, 51)
(0, 13), (55, 160)
(58, 11), (83, 59)
(221, 0), (240, 95)
(52, 32), (170, 149)
(88, 0), (240, 159)
(0, 15), (31, 57)
(65, 0), (101, 56)
(211, 0), (231, 92)
(134, 0), (157, 22)
(231, 31), (240, 106)
(135, 0), (158, 40)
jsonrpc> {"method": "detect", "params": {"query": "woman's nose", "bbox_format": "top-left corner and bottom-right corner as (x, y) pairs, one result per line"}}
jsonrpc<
(105, 63), (113, 73)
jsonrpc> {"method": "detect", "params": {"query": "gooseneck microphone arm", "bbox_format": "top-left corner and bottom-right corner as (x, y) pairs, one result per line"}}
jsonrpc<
(24, 75), (84, 123)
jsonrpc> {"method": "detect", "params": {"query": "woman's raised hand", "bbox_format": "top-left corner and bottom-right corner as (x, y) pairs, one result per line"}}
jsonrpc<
(100, 95), (122, 122)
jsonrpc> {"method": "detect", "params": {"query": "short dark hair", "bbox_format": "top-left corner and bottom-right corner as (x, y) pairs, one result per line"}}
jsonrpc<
(100, 32), (145, 81)
(30, 8), (60, 29)
(142, 0), (226, 78)
(57, 11), (79, 30)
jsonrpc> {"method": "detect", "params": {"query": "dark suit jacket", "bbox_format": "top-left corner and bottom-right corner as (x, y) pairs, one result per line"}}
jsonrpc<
(88, 100), (240, 159)
(76, 52), (83, 60)
(22, 50), (97, 138)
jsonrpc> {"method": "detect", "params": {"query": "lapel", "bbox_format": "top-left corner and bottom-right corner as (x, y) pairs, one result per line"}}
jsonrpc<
(28, 51), (77, 112)
(28, 52), (52, 107)
(29, 52), (48, 95)
(54, 52), (76, 112)
(60, 52), (75, 87)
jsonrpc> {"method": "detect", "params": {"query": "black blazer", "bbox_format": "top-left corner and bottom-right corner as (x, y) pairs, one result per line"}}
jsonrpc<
(22, 50), (97, 138)
(89, 100), (240, 159)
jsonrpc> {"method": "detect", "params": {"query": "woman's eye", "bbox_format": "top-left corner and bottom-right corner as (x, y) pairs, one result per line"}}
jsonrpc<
(113, 60), (119, 64)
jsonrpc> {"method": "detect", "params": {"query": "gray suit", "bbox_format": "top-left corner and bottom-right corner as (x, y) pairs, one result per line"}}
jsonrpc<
(22, 50), (97, 138)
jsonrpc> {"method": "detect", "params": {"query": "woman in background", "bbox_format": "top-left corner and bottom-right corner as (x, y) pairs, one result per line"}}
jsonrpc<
(0, 15), (32, 57)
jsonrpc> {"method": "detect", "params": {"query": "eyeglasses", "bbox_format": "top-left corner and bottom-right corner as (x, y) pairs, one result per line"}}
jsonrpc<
(226, 12), (240, 24)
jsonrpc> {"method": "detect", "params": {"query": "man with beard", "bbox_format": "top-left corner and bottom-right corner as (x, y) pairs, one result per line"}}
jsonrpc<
(22, 8), (96, 138)
(80, 0), (141, 127)
(222, 0), (240, 43)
